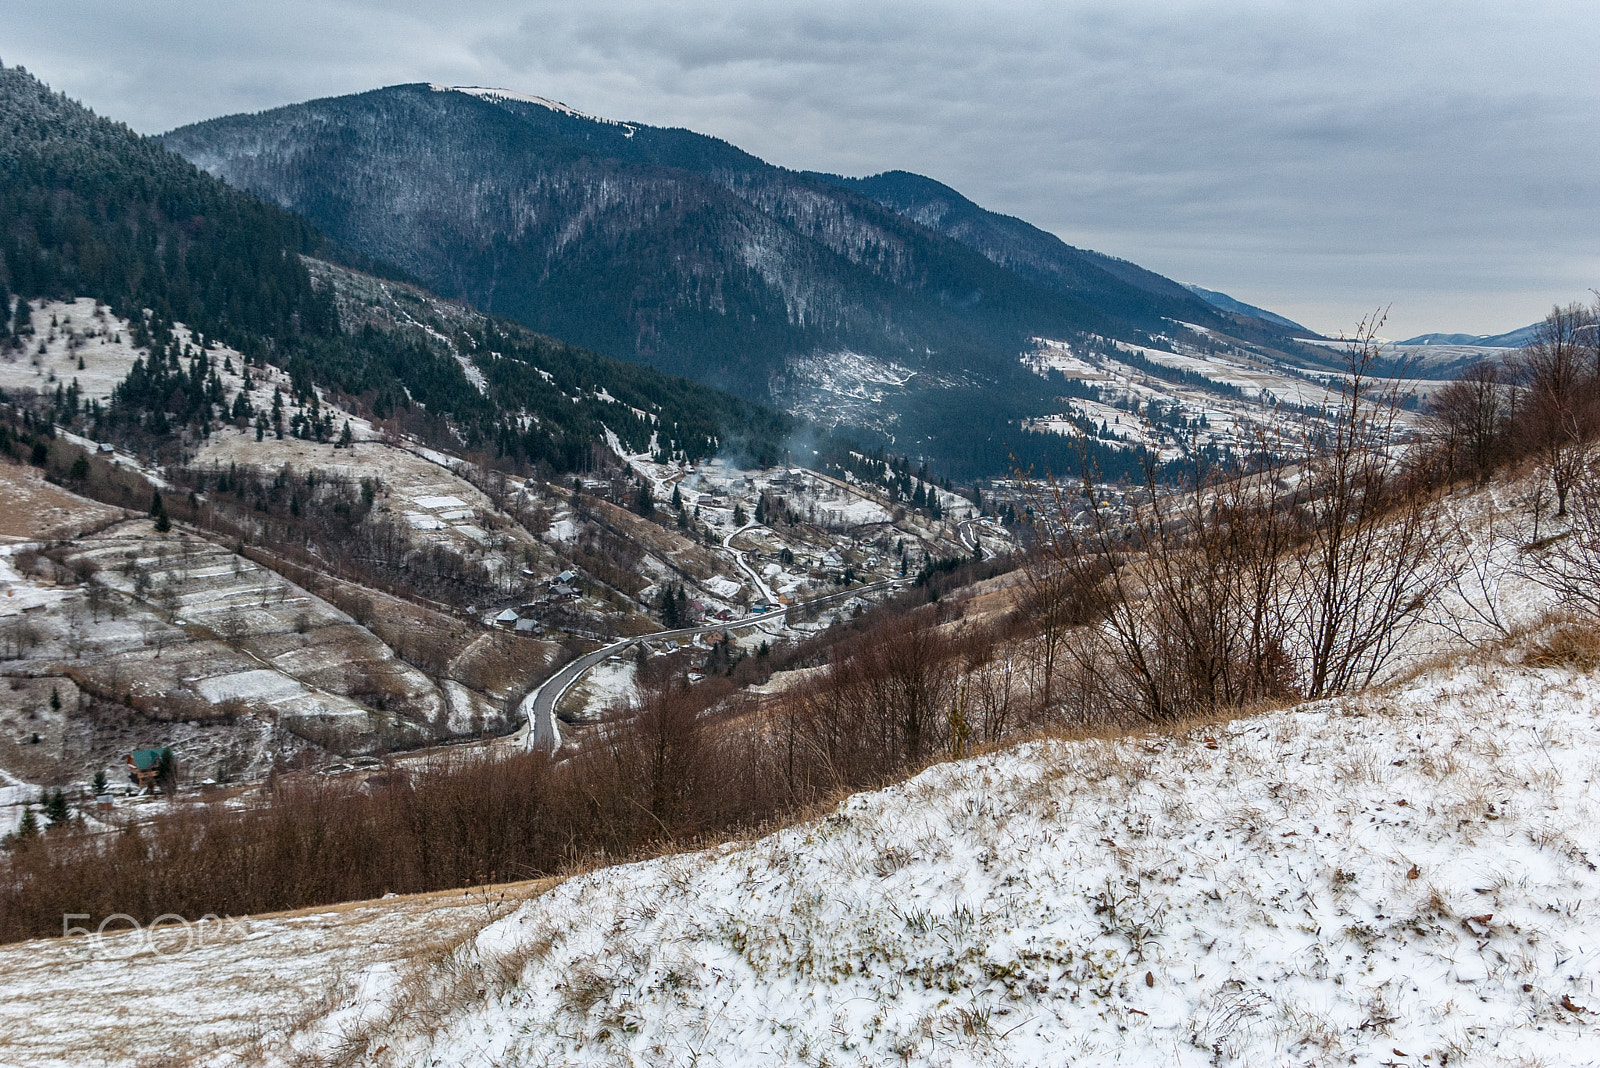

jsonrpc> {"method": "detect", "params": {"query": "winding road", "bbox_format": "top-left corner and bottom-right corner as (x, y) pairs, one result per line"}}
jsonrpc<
(723, 521), (778, 603)
(515, 578), (902, 751)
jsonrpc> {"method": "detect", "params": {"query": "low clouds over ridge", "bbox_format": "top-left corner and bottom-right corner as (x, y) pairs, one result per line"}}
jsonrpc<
(8, 0), (1597, 338)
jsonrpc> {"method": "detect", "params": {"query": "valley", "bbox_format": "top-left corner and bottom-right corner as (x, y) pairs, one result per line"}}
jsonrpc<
(3, 53), (1598, 1068)
(0, 280), (993, 804)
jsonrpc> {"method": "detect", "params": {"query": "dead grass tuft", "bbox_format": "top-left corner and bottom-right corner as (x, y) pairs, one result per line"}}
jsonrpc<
(1525, 620), (1600, 670)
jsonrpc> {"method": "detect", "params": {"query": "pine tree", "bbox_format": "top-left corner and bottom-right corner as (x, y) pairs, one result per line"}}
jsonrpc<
(92, 768), (107, 794)
(150, 491), (172, 533)
(156, 748), (177, 794)
(16, 808), (38, 839)
(43, 789), (69, 827)
(49, 687), (60, 712)
(337, 420), (353, 448)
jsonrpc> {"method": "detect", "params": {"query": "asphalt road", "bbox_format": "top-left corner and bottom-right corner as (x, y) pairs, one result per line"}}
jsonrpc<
(723, 522), (778, 602)
(517, 578), (902, 750)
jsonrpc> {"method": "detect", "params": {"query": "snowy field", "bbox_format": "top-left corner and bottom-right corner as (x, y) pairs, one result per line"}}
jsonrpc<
(0, 299), (147, 406)
(3, 625), (1592, 1065)
(295, 636), (1600, 1067)
(1019, 331), (1453, 464)
(0, 880), (553, 1068)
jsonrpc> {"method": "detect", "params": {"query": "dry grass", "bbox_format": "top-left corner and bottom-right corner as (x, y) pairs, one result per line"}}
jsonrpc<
(0, 874), (557, 1068)
(1525, 619), (1600, 669)
(0, 458), (124, 539)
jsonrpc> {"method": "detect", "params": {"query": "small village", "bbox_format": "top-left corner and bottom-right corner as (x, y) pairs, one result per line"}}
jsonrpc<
(0, 296), (1026, 834)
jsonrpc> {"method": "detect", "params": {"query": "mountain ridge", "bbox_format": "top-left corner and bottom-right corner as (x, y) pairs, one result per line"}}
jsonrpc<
(0, 65), (787, 472)
(160, 82), (1326, 475)
(1181, 282), (1307, 330)
(1398, 324), (1539, 348)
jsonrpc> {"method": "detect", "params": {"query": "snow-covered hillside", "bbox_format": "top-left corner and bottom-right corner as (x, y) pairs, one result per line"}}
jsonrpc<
(276, 632), (1597, 1066)
(3, 626), (1597, 1065)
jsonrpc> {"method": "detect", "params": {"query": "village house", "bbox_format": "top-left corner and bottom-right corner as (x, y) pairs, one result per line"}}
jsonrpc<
(125, 747), (172, 792)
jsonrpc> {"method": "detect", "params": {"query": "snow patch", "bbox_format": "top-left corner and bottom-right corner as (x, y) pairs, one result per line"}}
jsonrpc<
(431, 85), (637, 136)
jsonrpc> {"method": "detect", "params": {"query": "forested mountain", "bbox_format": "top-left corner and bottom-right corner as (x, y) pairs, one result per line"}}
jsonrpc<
(1180, 283), (1306, 331)
(0, 66), (784, 472)
(161, 86), (1106, 392)
(814, 170), (1315, 341)
(160, 84), (1320, 476)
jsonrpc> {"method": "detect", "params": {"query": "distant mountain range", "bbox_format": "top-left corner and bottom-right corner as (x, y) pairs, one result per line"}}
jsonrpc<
(1180, 284), (1306, 331)
(160, 83), (1321, 474)
(1397, 324), (1540, 349)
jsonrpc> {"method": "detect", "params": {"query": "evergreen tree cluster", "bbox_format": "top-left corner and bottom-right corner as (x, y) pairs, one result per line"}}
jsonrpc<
(0, 66), (335, 348)
(0, 65), (788, 474)
(0, 406), (54, 466)
(659, 582), (690, 628)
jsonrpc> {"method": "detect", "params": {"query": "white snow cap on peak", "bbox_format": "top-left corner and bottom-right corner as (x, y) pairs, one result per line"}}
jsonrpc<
(428, 85), (636, 136)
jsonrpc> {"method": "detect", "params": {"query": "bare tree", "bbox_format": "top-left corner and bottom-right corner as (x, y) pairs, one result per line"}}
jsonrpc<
(1015, 314), (1446, 717)
(1281, 314), (1447, 698)
(1518, 302), (1599, 516)
(1014, 499), (1107, 714)
(1520, 455), (1600, 618)
(85, 580), (109, 624)
(1427, 360), (1509, 481)
(1020, 428), (1297, 723)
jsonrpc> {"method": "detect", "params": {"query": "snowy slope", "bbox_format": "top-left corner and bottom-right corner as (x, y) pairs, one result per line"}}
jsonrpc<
(300, 637), (1600, 1067)
(0, 881), (552, 1068)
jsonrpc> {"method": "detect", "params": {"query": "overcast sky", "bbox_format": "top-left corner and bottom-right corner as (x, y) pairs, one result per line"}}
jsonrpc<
(8, 0), (1597, 339)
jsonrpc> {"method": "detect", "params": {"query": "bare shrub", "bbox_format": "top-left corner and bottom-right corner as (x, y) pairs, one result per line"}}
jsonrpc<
(1427, 360), (1510, 482)
(1517, 302), (1600, 516)
(1019, 315), (1446, 719)
(1516, 427), (1600, 618)
(1283, 317), (1448, 697)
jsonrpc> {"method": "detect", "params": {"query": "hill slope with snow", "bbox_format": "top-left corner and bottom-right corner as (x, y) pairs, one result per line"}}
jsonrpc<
(2, 624), (1597, 1066)
(284, 633), (1600, 1066)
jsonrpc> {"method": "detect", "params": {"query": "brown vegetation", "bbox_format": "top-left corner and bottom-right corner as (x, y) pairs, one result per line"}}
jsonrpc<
(0, 589), (1062, 945)
(1020, 317), (1447, 723)
(1428, 297), (1600, 506)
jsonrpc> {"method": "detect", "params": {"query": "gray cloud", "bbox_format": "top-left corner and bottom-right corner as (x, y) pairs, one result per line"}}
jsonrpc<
(7, 0), (1598, 338)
